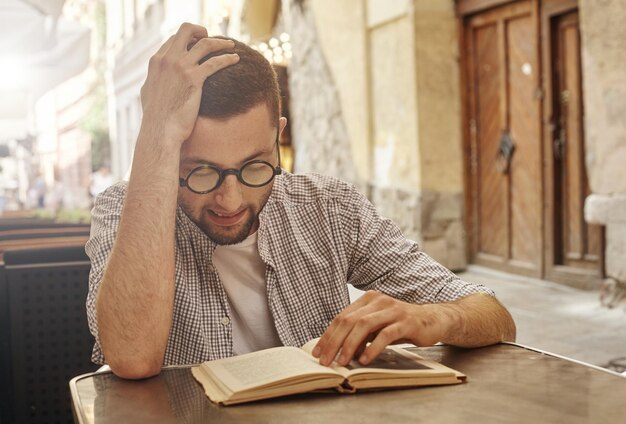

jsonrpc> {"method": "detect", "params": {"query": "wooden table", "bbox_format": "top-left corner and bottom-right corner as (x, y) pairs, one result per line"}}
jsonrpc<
(70, 343), (626, 423)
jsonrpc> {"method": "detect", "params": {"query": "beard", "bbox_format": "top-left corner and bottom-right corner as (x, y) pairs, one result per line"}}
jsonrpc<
(178, 188), (272, 245)
(196, 209), (256, 245)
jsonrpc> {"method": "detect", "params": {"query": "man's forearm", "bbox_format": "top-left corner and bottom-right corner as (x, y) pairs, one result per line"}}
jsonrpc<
(436, 293), (516, 347)
(96, 128), (180, 379)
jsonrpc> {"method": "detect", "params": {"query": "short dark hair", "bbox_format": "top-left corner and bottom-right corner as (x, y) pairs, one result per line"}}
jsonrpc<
(199, 36), (280, 126)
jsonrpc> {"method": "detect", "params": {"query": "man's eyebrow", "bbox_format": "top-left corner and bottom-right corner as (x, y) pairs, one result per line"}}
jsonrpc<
(181, 149), (273, 167)
(239, 148), (273, 163)
(181, 157), (216, 166)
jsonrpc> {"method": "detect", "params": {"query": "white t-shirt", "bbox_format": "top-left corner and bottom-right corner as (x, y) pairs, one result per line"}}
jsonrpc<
(90, 171), (114, 197)
(212, 232), (282, 355)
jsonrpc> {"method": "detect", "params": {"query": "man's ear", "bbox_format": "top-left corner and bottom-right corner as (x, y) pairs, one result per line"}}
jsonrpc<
(279, 117), (288, 136)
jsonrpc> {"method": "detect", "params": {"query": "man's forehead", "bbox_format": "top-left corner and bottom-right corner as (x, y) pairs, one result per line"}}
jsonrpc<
(181, 136), (276, 168)
(180, 145), (274, 167)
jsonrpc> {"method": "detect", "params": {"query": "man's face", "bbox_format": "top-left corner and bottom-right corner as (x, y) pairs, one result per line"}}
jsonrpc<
(178, 103), (285, 245)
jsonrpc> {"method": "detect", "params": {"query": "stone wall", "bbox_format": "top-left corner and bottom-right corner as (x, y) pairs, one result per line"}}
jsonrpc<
(285, 0), (359, 186)
(579, 0), (626, 195)
(285, 0), (626, 278)
(413, 0), (464, 193)
(371, 186), (466, 271)
(412, 0), (466, 270)
(287, 0), (466, 269)
(580, 0), (626, 286)
(370, 186), (422, 242)
(586, 195), (626, 283)
(308, 0), (370, 181)
(360, 0), (467, 269)
(419, 191), (466, 271)
(369, 12), (421, 190)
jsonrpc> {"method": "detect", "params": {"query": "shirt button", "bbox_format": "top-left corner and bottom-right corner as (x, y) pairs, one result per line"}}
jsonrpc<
(221, 317), (230, 326)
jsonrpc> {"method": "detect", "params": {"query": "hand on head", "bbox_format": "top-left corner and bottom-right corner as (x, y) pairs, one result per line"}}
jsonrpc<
(140, 23), (240, 147)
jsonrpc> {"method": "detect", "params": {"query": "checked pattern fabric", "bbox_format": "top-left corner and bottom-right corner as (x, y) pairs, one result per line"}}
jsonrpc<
(85, 172), (494, 366)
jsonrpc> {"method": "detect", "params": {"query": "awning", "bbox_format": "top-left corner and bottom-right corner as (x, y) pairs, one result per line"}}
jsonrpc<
(0, 0), (91, 142)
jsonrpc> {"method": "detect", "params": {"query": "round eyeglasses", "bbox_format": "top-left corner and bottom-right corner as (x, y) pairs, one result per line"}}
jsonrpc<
(179, 160), (282, 194)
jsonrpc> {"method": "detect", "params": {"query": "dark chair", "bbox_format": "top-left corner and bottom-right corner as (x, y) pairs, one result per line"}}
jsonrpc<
(0, 218), (88, 232)
(0, 227), (91, 242)
(0, 245), (98, 424)
(0, 263), (10, 424)
(0, 218), (56, 231)
(0, 236), (90, 263)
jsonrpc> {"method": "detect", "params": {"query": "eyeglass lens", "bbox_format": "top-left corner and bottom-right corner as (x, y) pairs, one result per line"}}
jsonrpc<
(187, 161), (276, 192)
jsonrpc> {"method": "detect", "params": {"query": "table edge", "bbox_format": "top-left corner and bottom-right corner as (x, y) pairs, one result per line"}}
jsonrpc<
(500, 342), (625, 378)
(69, 364), (192, 424)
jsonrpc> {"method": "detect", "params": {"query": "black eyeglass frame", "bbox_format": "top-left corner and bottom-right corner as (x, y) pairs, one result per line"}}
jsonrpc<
(179, 125), (282, 195)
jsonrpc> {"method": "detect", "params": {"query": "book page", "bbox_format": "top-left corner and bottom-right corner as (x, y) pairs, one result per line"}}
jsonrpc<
(300, 338), (351, 377)
(345, 346), (463, 380)
(300, 338), (320, 356)
(344, 347), (431, 371)
(299, 338), (464, 385)
(203, 346), (341, 392)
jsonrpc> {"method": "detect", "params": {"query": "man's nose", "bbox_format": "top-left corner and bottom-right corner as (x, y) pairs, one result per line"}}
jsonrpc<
(214, 174), (243, 212)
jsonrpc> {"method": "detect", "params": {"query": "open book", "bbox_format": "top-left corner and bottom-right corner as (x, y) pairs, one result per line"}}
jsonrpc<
(191, 339), (465, 405)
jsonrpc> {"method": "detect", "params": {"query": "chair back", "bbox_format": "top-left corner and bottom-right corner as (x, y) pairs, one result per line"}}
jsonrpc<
(0, 218), (87, 231)
(0, 245), (98, 424)
(0, 226), (91, 241)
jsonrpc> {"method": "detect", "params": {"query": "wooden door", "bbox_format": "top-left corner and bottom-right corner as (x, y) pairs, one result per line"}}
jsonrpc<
(543, 2), (603, 284)
(464, 0), (543, 277)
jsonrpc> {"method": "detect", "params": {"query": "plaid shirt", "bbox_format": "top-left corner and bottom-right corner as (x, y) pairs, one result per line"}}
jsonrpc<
(86, 172), (494, 366)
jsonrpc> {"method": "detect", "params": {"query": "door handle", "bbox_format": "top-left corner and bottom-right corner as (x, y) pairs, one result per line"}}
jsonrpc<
(554, 128), (566, 160)
(496, 130), (516, 174)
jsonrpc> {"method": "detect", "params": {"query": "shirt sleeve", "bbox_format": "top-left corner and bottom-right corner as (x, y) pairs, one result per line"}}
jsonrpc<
(342, 186), (495, 303)
(84, 182), (127, 364)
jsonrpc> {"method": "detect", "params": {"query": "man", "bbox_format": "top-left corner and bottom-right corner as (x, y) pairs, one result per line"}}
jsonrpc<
(86, 23), (515, 380)
(89, 165), (115, 199)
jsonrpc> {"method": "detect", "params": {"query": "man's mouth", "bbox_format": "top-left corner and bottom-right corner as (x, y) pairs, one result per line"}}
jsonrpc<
(206, 208), (247, 226)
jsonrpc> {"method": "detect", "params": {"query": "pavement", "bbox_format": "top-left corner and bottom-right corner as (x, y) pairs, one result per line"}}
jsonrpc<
(459, 266), (626, 371)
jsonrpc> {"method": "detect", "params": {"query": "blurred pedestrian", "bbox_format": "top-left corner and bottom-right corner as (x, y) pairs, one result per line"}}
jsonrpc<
(90, 165), (114, 199)
(33, 174), (46, 208)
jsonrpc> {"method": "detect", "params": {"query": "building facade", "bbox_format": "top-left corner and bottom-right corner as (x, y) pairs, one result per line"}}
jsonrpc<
(104, 0), (626, 290)
(0, 0), (93, 212)
(105, 0), (248, 180)
(289, 0), (625, 291)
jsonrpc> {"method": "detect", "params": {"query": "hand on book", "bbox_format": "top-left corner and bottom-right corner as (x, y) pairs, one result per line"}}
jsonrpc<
(312, 291), (448, 367)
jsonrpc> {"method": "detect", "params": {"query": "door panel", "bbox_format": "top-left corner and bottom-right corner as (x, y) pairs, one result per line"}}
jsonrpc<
(462, 0), (604, 284)
(508, 14), (541, 267)
(475, 23), (507, 258)
(466, 0), (542, 276)
(552, 10), (602, 271)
